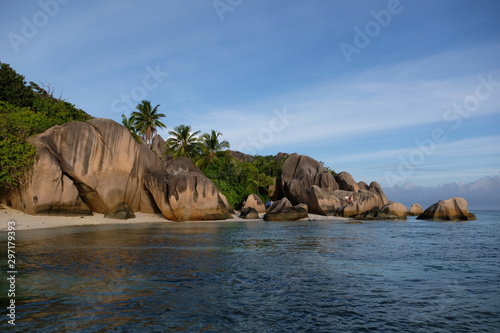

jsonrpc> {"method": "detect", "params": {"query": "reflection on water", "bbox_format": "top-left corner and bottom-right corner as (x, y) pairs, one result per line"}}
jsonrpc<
(1, 214), (500, 332)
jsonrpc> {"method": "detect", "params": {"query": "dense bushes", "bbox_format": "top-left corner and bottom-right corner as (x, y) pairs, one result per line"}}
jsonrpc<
(0, 63), (92, 190)
(200, 151), (286, 208)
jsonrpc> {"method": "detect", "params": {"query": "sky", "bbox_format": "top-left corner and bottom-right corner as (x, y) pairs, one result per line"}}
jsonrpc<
(1, 0), (499, 209)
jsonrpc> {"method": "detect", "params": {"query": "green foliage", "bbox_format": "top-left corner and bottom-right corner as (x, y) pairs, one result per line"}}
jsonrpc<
(200, 151), (286, 208)
(196, 130), (231, 169)
(0, 103), (39, 187)
(131, 100), (166, 144)
(164, 124), (203, 159)
(201, 152), (250, 208)
(0, 62), (34, 108)
(121, 114), (141, 142)
(0, 63), (92, 190)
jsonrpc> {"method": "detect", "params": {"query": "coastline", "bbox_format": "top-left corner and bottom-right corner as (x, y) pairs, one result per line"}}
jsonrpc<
(0, 206), (351, 232)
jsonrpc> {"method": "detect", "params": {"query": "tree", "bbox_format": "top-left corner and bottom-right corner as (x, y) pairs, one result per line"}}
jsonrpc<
(0, 62), (34, 108)
(201, 130), (230, 156)
(0, 63), (92, 190)
(131, 100), (166, 145)
(197, 130), (230, 168)
(164, 124), (202, 159)
(121, 114), (140, 142)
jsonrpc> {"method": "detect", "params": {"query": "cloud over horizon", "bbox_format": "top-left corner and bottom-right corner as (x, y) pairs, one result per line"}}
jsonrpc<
(384, 176), (500, 211)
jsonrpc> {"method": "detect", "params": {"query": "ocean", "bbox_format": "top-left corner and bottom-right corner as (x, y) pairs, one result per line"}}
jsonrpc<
(1, 211), (499, 332)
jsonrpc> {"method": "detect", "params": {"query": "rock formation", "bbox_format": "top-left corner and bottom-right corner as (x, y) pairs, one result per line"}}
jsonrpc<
(145, 158), (232, 221)
(241, 193), (266, 213)
(351, 202), (407, 220)
(3, 119), (232, 221)
(263, 197), (308, 221)
(239, 207), (259, 219)
(272, 154), (390, 217)
(335, 172), (359, 192)
(407, 203), (423, 216)
(306, 186), (341, 215)
(417, 197), (476, 221)
(151, 134), (167, 159)
(274, 154), (339, 215)
(104, 202), (136, 220)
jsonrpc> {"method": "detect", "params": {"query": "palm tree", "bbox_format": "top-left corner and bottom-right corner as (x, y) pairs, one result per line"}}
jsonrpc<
(164, 124), (202, 160)
(197, 130), (230, 168)
(131, 100), (166, 145)
(121, 114), (140, 142)
(202, 130), (230, 156)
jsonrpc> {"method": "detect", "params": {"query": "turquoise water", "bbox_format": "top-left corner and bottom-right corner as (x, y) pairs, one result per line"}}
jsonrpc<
(1, 211), (500, 332)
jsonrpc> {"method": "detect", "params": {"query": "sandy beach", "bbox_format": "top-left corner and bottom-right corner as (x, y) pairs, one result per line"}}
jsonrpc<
(1, 206), (349, 232)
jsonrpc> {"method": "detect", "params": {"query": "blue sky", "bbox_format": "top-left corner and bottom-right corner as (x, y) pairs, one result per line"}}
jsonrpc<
(1, 0), (499, 209)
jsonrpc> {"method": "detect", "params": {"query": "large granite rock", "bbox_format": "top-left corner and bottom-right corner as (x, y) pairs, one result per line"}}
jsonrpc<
(383, 201), (408, 218)
(367, 181), (389, 206)
(151, 134), (166, 158)
(306, 185), (341, 215)
(6, 119), (163, 215)
(334, 189), (386, 217)
(272, 154), (390, 217)
(241, 193), (266, 213)
(6, 146), (93, 215)
(239, 207), (260, 219)
(358, 181), (370, 191)
(281, 154), (339, 201)
(351, 202), (407, 220)
(407, 203), (424, 216)
(145, 158), (232, 221)
(335, 172), (359, 192)
(4, 119), (232, 221)
(275, 154), (339, 215)
(263, 198), (308, 221)
(417, 197), (476, 221)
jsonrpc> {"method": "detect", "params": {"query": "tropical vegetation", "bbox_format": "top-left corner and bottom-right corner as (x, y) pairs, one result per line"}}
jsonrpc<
(0, 63), (91, 190)
(130, 100), (166, 145)
(1, 63), (295, 209)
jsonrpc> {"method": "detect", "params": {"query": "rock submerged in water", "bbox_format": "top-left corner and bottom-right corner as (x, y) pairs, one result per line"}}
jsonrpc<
(263, 198), (308, 221)
(407, 203), (423, 216)
(417, 197), (476, 221)
(351, 201), (407, 220)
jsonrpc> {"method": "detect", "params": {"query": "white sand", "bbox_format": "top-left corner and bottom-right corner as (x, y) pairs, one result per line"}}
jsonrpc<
(1, 206), (350, 232)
